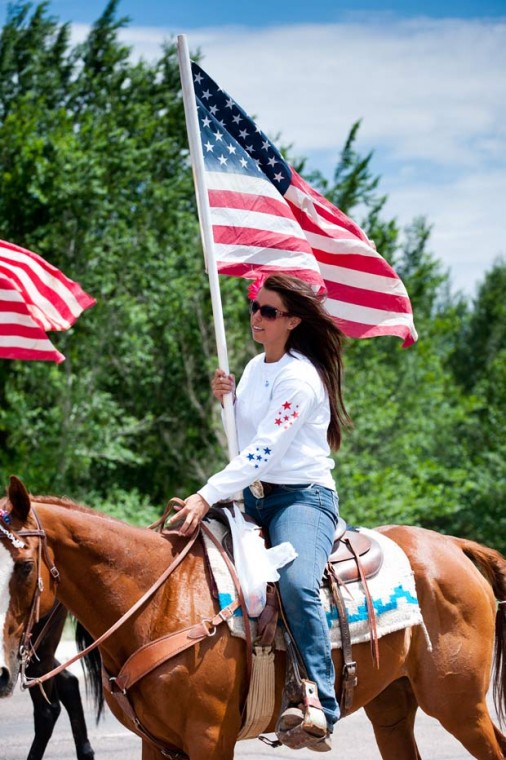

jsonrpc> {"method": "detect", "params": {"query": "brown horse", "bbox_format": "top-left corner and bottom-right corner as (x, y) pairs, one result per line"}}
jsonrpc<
(1, 475), (505, 760)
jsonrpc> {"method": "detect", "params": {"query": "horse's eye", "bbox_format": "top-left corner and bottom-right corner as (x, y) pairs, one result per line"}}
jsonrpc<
(15, 560), (34, 580)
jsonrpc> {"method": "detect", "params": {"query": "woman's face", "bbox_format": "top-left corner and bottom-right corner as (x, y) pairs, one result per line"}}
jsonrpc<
(250, 287), (300, 360)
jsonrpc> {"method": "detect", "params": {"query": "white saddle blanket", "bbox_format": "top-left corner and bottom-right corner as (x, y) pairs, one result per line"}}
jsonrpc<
(202, 519), (427, 649)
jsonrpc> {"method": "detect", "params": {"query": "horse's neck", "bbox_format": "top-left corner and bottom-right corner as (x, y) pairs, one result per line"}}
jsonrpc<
(35, 502), (213, 664)
(37, 502), (177, 637)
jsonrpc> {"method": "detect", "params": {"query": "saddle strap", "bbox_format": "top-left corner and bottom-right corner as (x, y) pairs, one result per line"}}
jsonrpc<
(326, 564), (357, 716)
(343, 537), (380, 669)
(106, 520), (254, 757)
(114, 598), (240, 691)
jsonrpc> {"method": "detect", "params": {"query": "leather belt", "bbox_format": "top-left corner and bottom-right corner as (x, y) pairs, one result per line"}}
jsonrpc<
(249, 480), (313, 499)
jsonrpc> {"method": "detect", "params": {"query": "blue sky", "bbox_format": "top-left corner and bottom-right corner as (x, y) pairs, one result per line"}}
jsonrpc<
(2, 1), (505, 296)
(44, 1), (506, 26)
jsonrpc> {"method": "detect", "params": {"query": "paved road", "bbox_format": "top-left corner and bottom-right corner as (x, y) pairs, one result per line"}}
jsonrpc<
(3, 682), (497, 759)
(1, 644), (499, 759)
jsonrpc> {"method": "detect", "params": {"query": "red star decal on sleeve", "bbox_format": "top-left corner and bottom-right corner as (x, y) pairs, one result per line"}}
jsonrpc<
(282, 401), (291, 410)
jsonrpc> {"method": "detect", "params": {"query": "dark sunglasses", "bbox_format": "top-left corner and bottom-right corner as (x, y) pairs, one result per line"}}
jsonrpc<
(249, 300), (290, 320)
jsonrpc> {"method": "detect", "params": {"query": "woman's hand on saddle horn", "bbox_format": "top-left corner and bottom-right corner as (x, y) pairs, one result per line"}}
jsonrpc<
(167, 493), (210, 536)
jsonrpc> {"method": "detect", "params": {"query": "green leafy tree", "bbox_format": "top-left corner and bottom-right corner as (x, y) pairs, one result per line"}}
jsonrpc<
(439, 261), (506, 548)
(0, 1), (225, 506)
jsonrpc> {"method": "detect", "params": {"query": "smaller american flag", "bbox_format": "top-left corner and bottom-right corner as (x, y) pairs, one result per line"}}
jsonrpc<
(0, 239), (95, 363)
(191, 62), (417, 347)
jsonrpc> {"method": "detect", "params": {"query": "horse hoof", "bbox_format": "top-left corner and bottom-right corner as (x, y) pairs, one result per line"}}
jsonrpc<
(77, 743), (95, 760)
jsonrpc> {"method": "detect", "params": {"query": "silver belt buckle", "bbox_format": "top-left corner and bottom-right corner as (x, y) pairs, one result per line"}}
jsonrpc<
(249, 480), (265, 498)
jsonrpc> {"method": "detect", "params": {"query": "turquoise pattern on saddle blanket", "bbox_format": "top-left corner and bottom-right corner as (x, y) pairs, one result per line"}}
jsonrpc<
(202, 521), (426, 650)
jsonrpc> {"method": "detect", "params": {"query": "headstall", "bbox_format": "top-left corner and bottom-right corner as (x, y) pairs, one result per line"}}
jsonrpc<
(0, 506), (60, 690)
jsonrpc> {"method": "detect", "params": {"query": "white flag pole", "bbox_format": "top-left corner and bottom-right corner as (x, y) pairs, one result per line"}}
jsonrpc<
(177, 34), (239, 462)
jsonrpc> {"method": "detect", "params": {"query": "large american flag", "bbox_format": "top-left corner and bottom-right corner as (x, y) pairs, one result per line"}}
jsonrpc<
(191, 62), (417, 347)
(0, 239), (95, 363)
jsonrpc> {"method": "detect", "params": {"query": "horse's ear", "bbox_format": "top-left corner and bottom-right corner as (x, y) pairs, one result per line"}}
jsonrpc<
(7, 475), (31, 522)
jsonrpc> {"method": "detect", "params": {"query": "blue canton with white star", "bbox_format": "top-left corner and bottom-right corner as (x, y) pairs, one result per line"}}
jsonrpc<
(192, 62), (292, 194)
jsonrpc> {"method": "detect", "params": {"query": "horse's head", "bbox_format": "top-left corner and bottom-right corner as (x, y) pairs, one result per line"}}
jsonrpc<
(0, 475), (57, 697)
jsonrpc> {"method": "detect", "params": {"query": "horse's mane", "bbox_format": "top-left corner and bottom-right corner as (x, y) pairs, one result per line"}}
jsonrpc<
(33, 494), (95, 513)
(0, 491), (129, 526)
(0, 492), (92, 513)
(2, 489), (168, 537)
(31, 494), (131, 525)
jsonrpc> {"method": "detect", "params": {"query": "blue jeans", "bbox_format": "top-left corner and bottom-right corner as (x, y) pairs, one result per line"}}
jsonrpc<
(244, 484), (340, 728)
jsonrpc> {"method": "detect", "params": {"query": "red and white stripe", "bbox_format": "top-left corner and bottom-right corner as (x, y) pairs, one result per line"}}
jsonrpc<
(205, 168), (417, 347)
(0, 240), (95, 363)
(286, 169), (417, 347)
(207, 171), (325, 290)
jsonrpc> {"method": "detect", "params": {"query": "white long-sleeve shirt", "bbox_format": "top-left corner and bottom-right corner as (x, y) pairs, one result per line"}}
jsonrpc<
(198, 351), (336, 506)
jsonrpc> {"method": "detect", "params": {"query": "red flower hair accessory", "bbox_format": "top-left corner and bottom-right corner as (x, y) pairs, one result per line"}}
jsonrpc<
(247, 276), (267, 301)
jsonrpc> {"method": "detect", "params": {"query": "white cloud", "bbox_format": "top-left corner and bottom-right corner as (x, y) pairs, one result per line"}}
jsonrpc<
(384, 168), (506, 295)
(188, 21), (505, 166)
(71, 18), (506, 295)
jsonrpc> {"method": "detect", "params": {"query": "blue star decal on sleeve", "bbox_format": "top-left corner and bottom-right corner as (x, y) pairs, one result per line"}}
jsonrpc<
(243, 444), (273, 469)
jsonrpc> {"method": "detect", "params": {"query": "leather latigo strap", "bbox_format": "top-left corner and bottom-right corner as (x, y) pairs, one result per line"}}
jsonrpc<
(104, 523), (252, 695)
(102, 669), (189, 760)
(200, 521), (254, 682)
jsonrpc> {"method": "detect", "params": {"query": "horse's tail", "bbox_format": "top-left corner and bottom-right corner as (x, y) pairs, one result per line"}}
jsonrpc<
(453, 536), (506, 727)
(75, 622), (105, 723)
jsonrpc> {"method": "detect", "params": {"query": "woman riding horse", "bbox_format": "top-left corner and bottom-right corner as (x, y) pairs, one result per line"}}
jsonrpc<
(172, 274), (350, 751)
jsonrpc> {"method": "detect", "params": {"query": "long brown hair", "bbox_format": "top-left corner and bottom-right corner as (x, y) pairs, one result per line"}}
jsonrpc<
(261, 274), (351, 450)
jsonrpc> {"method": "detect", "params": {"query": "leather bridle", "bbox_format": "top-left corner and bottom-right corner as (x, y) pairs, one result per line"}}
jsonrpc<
(0, 507), (60, 688)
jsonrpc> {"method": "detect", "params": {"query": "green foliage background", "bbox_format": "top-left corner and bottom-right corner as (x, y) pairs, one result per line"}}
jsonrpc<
(0, 2), (504, 551)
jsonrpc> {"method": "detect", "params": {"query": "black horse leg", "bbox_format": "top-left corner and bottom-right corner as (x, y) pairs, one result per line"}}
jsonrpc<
(27, 681), (61, 760)
(24, 605), (95, 760)
(56, 667), (95, 760)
